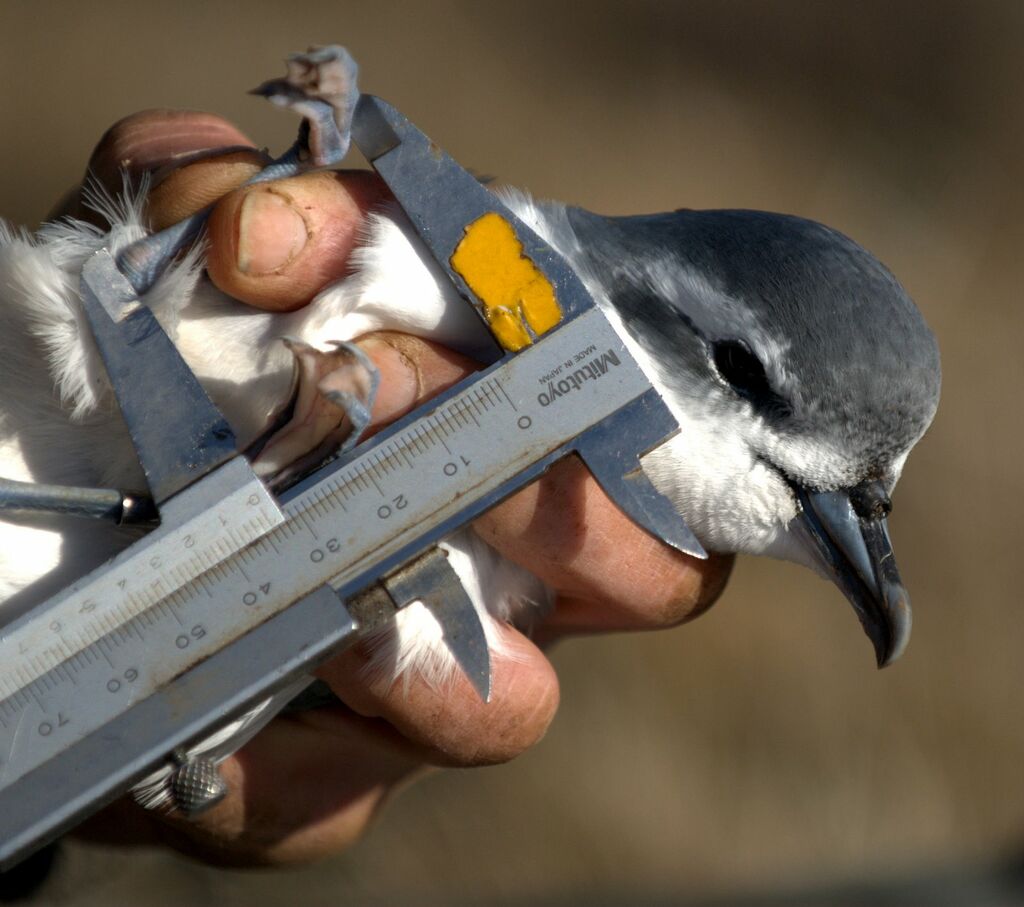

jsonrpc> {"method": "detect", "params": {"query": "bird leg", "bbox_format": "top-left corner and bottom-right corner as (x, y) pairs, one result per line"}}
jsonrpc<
(251, 338), (379, 489)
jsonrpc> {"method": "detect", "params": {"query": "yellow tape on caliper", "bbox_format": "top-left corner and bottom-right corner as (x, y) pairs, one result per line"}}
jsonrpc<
(450, 212), (563, 351)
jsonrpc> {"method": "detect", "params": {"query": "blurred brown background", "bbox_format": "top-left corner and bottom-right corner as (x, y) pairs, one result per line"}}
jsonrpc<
(2, 1), (1022, 904)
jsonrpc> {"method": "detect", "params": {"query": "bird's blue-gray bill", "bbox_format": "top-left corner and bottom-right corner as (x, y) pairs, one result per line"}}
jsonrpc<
(790, 481), (911, 668)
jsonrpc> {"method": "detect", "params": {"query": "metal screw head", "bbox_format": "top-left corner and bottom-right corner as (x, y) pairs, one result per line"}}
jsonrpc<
(170, 756), (228, 815)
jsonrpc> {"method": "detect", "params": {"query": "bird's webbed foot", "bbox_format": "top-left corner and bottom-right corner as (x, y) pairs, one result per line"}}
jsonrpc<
(251, 337), (379, 489)
(249, 44), (360, 181)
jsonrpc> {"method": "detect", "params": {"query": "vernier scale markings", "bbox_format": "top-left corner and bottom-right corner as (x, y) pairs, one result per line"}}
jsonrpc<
(0, 308), (656, 788)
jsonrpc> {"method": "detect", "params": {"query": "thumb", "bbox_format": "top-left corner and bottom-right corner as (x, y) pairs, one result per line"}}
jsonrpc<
(204, 170), (390, 312)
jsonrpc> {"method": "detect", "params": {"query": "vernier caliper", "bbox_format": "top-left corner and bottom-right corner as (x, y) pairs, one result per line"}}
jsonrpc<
(0, 47), (704, 866)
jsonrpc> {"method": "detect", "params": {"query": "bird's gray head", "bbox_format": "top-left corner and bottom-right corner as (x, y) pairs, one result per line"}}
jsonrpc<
(563, 206), (941, 667)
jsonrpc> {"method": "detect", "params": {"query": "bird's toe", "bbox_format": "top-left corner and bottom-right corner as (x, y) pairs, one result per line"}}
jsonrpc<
(251, 338), (379, 487)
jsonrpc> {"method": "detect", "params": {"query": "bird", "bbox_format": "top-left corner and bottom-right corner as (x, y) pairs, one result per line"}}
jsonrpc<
(0, 46), (940, 808)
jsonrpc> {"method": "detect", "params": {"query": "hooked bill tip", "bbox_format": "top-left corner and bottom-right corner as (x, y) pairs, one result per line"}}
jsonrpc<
(873, 584), (912, 669)
(791, 483), (913, 669)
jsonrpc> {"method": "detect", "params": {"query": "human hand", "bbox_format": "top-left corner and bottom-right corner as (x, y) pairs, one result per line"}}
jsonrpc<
(67, 110), (733, 866)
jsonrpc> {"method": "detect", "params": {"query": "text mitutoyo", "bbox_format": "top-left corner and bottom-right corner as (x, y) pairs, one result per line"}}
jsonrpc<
(537, 349), (621, 407)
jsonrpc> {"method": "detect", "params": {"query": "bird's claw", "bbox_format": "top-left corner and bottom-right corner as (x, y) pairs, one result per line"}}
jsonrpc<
(318, 340), (380, 451)
(252, 338), (380, 488)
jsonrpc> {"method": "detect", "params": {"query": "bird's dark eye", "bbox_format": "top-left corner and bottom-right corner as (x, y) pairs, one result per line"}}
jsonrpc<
(711, 340), (791, 417)
(712, 340), (769, 395)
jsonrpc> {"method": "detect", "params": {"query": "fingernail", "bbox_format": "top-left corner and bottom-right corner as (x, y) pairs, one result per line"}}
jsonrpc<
(236, 189), (309, 275)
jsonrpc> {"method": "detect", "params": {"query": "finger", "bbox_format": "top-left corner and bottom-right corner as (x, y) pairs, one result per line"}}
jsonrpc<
(146, 148), (268, 232)
(87, 109), (257, 193)
(357, 332), (473, 433)
(538, 553), (732, 642)
(51, 110), (259, 224)
(204, 169), (390, 311)
(79, 707), (423, 866)
(473, 461), (736, 634)
(318, 622), (560, 769)
(70, 110), (391, 312)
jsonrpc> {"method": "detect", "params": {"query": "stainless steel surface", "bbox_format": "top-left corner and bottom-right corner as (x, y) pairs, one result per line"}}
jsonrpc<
(0, 584), (356, 866)
(384, 547), (492, 702)
(79, 251), (238, 504)
(0, 477), (154, 525)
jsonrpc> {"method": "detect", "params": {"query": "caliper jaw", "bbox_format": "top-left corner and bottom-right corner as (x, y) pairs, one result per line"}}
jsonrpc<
(79, 250), (239, 507)
(382, 548), (492, 702)
(574, 392), (705, 559)
(346, 547), (493, 703)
